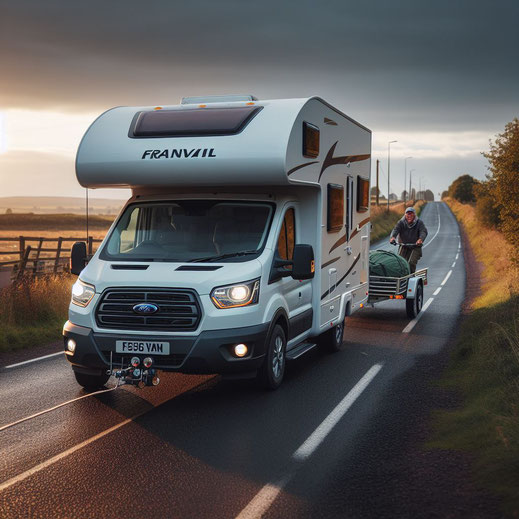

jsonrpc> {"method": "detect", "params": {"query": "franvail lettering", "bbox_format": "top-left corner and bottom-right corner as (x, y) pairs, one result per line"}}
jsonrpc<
(141, 148), (216, 159)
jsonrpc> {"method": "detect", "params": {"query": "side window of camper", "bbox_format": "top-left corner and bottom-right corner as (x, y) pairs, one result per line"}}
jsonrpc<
(357, 177), (370, 213)
(277, 208), (296, 265)
(327, 184), (344, 232)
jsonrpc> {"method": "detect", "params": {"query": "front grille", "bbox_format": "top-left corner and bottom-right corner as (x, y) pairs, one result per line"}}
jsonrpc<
(95, 288), (201, 331)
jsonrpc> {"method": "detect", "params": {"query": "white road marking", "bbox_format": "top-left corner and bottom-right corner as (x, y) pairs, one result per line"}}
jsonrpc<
(0, 417), (132, 492)
(402, 297), (434, 333)
(293, 364), (383, 461)
(422, 204), (441, 249)
(5, 351), (62, 369)
(433, 287), (442, 296)
(451, 262), (456, 268)
(441, 270), (452, 286)
(235, 364), (383, 519)
(455, 253), (459, 260)
(0, 386), (117, 433)
(235, 474), (293, 519)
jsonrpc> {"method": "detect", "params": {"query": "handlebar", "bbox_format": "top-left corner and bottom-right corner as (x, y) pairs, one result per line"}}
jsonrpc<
(390, 241), (423, 248)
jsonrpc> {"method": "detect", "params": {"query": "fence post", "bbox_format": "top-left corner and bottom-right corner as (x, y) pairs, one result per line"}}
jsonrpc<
(19, 236), (25, 261)
(17, 245), (32, 280)
(54, 237), (63, 274)
(87, 236), (93, 257)
(33, 238), (44, 276)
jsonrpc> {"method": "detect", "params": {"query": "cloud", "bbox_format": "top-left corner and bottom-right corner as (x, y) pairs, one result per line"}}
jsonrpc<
(0, 0), (517, 131)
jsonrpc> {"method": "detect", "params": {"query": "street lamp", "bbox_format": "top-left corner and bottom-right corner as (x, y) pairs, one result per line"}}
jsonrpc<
(387, 140), (397, 210)
(404, 156), (412, 204)
(409, 169), (415, 202)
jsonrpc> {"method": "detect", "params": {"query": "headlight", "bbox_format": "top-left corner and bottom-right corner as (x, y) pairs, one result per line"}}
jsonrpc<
(211, 279), (260, 309)
(71, 279), (96, 307)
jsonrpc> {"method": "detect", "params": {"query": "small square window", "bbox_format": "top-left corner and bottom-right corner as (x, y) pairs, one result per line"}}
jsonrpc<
(303, 122), (319, 158)
(327, 184), (344, 232)
(357, 177), (370, 213)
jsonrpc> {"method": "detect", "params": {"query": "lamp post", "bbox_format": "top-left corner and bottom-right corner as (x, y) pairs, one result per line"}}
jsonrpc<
(409, 169), (415, 202)
(404, 156), (412, 204)
(387, 140), (397, 210)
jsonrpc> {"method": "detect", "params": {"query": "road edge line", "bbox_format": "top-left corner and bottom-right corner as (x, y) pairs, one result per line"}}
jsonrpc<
(5, 351), (62, 369)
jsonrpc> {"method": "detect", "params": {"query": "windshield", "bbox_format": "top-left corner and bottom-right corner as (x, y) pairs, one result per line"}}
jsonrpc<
(101, 201), (274, 262)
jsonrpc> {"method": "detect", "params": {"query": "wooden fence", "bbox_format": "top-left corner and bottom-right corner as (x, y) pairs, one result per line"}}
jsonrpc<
(0, 236), (102, 280)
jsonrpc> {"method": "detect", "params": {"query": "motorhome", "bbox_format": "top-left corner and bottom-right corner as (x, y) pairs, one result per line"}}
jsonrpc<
(64, 95), (372, 390)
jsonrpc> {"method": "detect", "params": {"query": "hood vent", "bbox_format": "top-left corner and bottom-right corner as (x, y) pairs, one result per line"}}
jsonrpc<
(175, 265), (222, 271)
(111, 264), (149, 270)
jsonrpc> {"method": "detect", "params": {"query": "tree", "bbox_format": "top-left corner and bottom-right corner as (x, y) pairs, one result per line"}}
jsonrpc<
(401, 190), (408, 201)
(483, 118), (519, 252)
(424, 189), (435, 201)
(474, 181), (501, 229)
(448, 174), (477, 203)
(370, 186), (380, 196)
(441, 190), (448, 199)
(5, 208), (12, 214)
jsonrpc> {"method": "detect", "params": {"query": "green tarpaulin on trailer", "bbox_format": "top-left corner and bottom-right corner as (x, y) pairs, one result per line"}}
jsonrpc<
(369, 250), (411, 278)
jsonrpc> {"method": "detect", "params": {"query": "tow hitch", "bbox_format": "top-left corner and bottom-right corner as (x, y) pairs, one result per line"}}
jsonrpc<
(107, 355), (160, 388)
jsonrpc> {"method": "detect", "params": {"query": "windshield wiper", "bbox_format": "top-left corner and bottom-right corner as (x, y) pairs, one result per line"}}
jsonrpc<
(188, 250), (259, 263)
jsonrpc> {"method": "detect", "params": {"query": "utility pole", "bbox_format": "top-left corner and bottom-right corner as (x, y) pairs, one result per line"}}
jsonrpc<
(404, 156), (412, 205)
(409, 169), (415, 202)
(387, 140), (397, 211)
(376, 159), (380, 206)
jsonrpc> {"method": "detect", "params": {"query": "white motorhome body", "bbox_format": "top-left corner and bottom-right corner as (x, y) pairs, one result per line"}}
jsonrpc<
(64, 96), (371, 389)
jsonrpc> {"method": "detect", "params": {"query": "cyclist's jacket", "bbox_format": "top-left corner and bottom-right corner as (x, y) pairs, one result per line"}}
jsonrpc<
(390, 217), (428, 244)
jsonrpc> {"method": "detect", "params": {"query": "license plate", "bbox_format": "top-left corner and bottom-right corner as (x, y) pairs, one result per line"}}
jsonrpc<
(115, 340), (170, 355)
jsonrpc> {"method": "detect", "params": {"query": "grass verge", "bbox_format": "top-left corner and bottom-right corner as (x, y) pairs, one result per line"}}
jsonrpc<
(429, 199), (519, 516)
(0, 275), (74, 352)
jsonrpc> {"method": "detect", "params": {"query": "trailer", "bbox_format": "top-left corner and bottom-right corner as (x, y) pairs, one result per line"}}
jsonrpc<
(368, 243), (428, 318)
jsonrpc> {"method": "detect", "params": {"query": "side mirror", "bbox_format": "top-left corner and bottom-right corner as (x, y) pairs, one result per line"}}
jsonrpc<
(70, 241), (87, 276)
(291, 244), (315, 280)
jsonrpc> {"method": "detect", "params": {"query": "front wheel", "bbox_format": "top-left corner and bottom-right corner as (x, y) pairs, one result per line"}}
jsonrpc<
(406, 282), (423, 319)
(74, 370), (110, 391)
(257, 324), (286, 390)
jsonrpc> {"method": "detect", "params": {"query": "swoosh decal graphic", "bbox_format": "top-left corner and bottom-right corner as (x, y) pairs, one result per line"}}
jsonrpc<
(321, 256), (340, 269)
(329, 234), (346, 254)
(349, 216), (371, 241)
(318, 141), (370, 182)
(287, 161), (319, 176)
(320, 254), (361, 300)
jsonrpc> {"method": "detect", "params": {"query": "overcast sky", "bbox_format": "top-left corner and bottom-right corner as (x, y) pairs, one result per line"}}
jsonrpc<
(1, 0), (518, 201)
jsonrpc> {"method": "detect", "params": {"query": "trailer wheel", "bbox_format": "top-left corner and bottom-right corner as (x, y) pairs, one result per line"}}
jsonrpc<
(318, 319), (345, 353)
(257, 325), (286, 390)
(406, 282), (423, 319)
(74, 370), (110, 391)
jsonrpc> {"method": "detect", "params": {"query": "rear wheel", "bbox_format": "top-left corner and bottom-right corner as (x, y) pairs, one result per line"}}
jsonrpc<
(406, 282), (423, 319)
(318, 319), (345, 353)
(257, 325), (286, 390)
(74, 370), (110, 391)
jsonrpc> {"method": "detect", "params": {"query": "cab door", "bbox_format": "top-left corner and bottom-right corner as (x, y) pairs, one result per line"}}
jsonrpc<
(275, 206), (313, 343)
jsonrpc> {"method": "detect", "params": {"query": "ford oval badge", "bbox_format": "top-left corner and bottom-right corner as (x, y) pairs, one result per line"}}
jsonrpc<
(133, 303), (159, 314)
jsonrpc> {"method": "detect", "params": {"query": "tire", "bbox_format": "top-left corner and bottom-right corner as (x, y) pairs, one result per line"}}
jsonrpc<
(318, 319), (345, 353)
(257, 324), (286, 390)
(406, 282), (423, 319)
(74, 370), (110, 391)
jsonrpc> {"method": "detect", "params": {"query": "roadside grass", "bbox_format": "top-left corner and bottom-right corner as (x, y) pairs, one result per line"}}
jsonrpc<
(0, 275), (74, 352)
(370, 200), (425, 243)
(429, 199), (519, 515)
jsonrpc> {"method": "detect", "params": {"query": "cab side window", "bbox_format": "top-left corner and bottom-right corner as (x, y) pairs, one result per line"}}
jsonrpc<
(277, 208), (295, 264)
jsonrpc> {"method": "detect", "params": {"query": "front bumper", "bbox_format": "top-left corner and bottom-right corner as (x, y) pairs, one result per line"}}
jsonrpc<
(63, 321), (269, 375)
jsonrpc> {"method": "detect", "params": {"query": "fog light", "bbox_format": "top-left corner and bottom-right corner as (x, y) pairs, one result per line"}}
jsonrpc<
(143, 357), (153, 368)
(234, 343), (248, 357)
(133, 368), (141, 378)
(66, 339), (76, 353)
(131, 357), (140, 367)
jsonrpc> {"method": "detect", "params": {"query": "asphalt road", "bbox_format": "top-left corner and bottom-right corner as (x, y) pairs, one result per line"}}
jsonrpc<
(1, 202), (491, 519)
